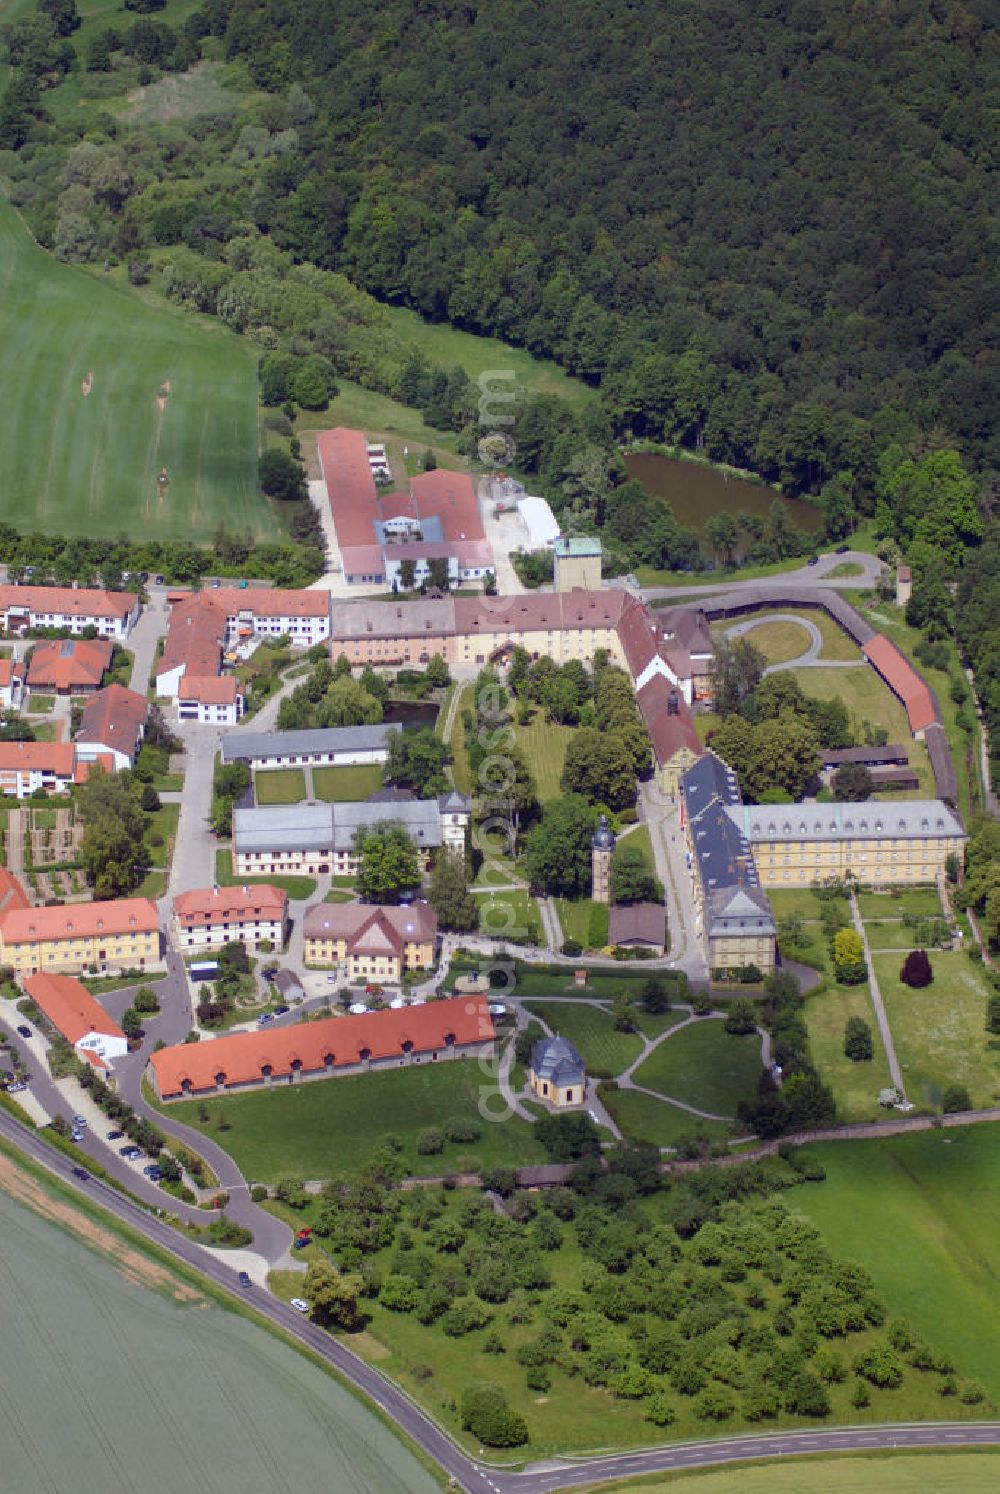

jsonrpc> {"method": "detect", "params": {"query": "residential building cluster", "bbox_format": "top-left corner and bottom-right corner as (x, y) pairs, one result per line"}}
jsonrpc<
(0, 584), (139, 639)
(0, 682), (148, 795)
(319, 426), (494, 587)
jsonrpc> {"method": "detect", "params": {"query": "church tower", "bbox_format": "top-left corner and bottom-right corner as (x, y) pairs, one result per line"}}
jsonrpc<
(591, 814), (616, 904)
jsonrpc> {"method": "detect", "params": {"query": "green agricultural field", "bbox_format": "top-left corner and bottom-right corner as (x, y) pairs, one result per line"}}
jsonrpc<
(512, 710), (576, 801)
(215, 849), (315, 902)
(874, 950), (1000, 1109)
(254, 768), (307, 805)
(168, 1060), (546, 1179)
(522, 1000), (644, 1075)
(632, 1018), (763, 1117)
(805, 980), (892, 1122)
(0, 192), (269, 544)
(602, 1453), (1000, 1494)
(312, 764), (384, 801)
(794, 1123), (1000, 1400)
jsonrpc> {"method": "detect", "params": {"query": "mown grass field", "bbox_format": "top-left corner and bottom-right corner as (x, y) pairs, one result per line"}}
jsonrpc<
(724, 619), (814, 664)
(312, 764), (384, 801)
(522, 1000), (644, 1075)
(632, 1018), (763, 1117)
(805, 980), (892, 1123)
(254, 768), (307, 805)
(603, 1453), (1000, 1494)
(601, 1084), (734, 1148)
(874, 950), (1000, 1109)
(794, 1124), (1000, 1400)
(168, 1060), (546, 1179)
(788, 664), (935, 795)
(474, 887), (540, 942)
(511, 710), (576, 801)
(0, 193), (270, 544)
(555, 897), (608, 948)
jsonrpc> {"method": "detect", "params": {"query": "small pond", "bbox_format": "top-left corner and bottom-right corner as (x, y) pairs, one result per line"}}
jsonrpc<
(624, 452), (822, 534)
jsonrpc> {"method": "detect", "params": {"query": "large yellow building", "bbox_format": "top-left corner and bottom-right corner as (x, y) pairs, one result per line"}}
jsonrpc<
(0, 898), (160, 976)
(302, 901), (437, 982)
(726, 801), (965, 887)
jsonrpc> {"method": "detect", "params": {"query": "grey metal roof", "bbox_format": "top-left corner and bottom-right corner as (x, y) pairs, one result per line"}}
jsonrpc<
(592, 813), (615, 851)
(220, 724), (400, 763)
(680, 750), (775, 938)
(232, 799), (453, 856)
(530, 1034), (585, 1085)
(438, 790), (472, 813)
(727, 799), (964, 844)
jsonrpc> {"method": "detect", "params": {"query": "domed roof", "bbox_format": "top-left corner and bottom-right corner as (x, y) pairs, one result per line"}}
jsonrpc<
(592, 813), (615, 851)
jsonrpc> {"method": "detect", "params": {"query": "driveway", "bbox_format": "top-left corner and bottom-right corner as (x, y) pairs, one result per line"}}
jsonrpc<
(128, 592), (169, 694)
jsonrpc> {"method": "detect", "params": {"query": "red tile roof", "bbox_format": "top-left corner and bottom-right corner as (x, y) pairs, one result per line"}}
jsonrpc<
(0, 741), (76, 776)
(862, 635), (936, 734)
(637, 675), (704, 767)
(453, 588), (629, 636)
(77, 684), (147, 755)
(213, 588), (330, 619)
(173, 884), (288, 928)
(23, 972), (125, 1047)
(0, 585), (137, 621)
(0, 897), (158, 945)
(318, 426), (382, 549)
(158, 593), (225, 681)
(178, 675), (238, 705)
(0, 658), (22, 688)
(0, 868), (30, 915)
(74, 753), (116, 782)
(410, 469), (485, 543)
(27, 639), (113, 691)
(150, 993), (493, 1096)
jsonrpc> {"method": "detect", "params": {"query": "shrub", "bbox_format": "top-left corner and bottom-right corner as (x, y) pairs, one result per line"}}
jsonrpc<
(900, 949), (933, 987)
(460, 1384), (529, 1447)
(843, 1016), (874, 1061)
(853, 1343), (904, 1388)
(416, 1127), (445, 1155)
(724, 998), (758, 1034)
(444, 1117), (481, 1144)
(380, 1274), (420, 1312)
(942, 1085), (972, 1114)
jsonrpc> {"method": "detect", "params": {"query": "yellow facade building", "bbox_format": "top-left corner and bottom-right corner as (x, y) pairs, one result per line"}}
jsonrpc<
(0, 898), (160, 976)
(726, 801), (965, 887)
(302, 902), (437, 983)
(528, 1034), (586, 1109)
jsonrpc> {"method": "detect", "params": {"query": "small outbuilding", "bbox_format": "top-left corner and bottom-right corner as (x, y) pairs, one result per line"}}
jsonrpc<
(608, 901), (667, 952)
(528, 1033), (586, 1110)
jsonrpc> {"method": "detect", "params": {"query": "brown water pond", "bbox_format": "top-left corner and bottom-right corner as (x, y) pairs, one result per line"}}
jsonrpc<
(624, 452), (823, 534)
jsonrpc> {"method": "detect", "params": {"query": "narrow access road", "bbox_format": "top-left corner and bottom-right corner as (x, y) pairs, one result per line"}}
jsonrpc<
(2, 1111), (998, 1494)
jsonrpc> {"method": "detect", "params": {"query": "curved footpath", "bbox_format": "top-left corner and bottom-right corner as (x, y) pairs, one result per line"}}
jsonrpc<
(1, 1108), (998, 1494)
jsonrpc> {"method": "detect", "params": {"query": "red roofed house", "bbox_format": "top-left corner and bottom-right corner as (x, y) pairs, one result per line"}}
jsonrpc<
(862, 635), (937, 736)
(148, 993), (494, 1100)
(318, 426), (495, 587)
(0, 656), (24, 711)
(76, 683), (148, 770)
(156, 592), (226, 701)
(0, 584), (139, 638)
(0, 897), (160, 975)
(0, 741), (78, 798)
(178, 673), (242, 725)
(0, 867), (30, 916)
(24, 971), (128, 1068)
(27, 638), (113, 694)
(173, 884), (288, 952)
(636, 675), (704, 796)
(303, 900), (437, 981)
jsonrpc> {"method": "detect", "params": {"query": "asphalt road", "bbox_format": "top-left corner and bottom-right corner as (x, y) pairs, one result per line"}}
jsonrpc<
(639, 548), (883, 600)
(1, 1111), (998, 1494)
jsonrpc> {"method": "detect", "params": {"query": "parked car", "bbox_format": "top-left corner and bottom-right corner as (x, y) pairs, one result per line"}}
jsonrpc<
(262, 969), (276, 982)
(257, 1012), (274, 1026)
(72, 1114), (87, 1128)
(154, 574), (164, 585)
(806, 554), (820, 566)
(71, 1167), (90, 1181)
(273, 1004), (290, 1016)
(71, 1129), (84, 1143)
(835, 544), (850, 554)
(16, 1024), (31, 1038)
(106, 1129), (124, 1141)
(238, 1271), (252, 1289)
(290, 1297), (310, 1313)
(6, 1080), (27, 1094)
(144, 1166), (164, 1181)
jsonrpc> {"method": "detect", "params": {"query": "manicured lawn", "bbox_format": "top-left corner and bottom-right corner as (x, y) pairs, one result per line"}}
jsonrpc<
(26, 693), (55, 712)
(789, 663), (911, 744)
(215, 849), (316, 902)
(522, 1000), (644, 1075)
(857, 886), (944, 920)
(323, 888), (355, 904)
(0, 193), (269, 543)
(600, 1085), (734, 1149)
(312, 763), (384, 802)
(790, 605), (864, 659)
(144, 802), (179, 869)
(167, 1060), (546, 1180)
(794, 1123), (1000, 1399)
(864, 919), (949, 952)
(734, 619), (814, 664)
(555, 897), (608, 948)
(254, 768), (307, 805)
(473, 853), (520, 887)
(511, 710), (576, 801)
(805, 980), (892, 1122)
(874, 950), (1000, 1109)
(767, 886), (827, 919)
(474, 887), (540, 943)
(632, 1018), (763, 1117)
(604, 1454), (1000, 1494)
(136, 869), (166, 899)
(694, 710), (721, 743)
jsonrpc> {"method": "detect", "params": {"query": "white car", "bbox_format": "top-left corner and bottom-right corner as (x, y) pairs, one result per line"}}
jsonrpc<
(290, 1297), (310, 1314)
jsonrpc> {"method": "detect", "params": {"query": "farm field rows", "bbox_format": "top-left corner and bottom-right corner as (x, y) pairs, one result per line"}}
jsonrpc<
(0, 193), (270, 544)
(606, 1453), (1000, 1494)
